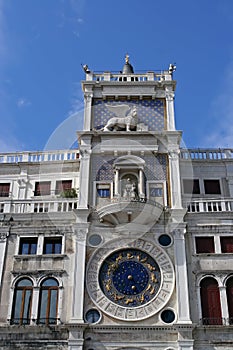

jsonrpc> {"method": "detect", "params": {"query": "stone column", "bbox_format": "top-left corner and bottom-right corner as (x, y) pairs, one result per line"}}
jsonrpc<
(69, 225), (88, 323)
(0, 228), (9, 289)
(165, 86), (175, 130)
(173, 228), (191, 324)
(78, 136), (92, 209)
(83, 93), (93, 131)
(219, 283), (229, 324)
(139, 169), (145, 197)
(115, 168), (119, 196)
(31, 286), (40, 324)
(168, 151), (182, 209)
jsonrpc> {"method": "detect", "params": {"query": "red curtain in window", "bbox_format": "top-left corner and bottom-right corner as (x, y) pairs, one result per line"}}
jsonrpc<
(0, 183), (10, 197)
(200, 277), (222, 325)
(226, 278), (233, 323)
(55, 180), (72, 193)
(221, 237), (233, 253)
(35, 182), (51, 195)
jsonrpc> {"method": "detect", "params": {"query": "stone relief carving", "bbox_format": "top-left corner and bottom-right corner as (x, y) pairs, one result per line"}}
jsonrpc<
(102, 105), (138, 132)
(75, 229), (87, 241)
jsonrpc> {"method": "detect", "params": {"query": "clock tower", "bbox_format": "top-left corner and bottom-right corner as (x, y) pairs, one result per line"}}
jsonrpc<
(69, 56), (193, 350)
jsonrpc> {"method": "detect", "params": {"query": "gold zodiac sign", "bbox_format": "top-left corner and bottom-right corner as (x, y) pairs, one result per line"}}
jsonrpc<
(139, 293), (145, 303)
(115, 253), (123, 263)
(136, 254), (147, 263)
(127, 252), (134, 259)
(145, 263), (156, 271)
(107, 262), (118, 276)
(125, 298), (134, 305)
(149, 286), (155, 295)
(113, 293), (125, 301)
(146, 284), (155, 294)
(105, 279), (112, 291)
(151, 273), (157, 283)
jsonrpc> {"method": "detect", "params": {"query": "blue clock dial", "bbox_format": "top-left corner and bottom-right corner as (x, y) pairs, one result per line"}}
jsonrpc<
(99, 248), (161, 307)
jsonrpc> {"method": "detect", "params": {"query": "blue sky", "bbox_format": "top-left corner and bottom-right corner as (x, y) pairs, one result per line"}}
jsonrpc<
(0, 0), (233, 152)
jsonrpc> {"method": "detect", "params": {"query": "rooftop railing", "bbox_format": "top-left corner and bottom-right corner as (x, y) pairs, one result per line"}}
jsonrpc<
(0, 150), (79, 164)
(85, 71), (172, 82)
(180, 148), (233, 160)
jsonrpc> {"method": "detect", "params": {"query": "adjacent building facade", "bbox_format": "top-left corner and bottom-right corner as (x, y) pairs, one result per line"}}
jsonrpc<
(0, 57), (232, 349)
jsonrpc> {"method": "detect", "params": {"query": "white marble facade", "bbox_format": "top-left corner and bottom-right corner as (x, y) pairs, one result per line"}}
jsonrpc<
(0, 60), (232, 349)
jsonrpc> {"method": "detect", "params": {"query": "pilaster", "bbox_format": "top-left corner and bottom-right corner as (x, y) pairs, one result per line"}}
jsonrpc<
(78, 135), (92, 209)
(0, 227), (10, 289)
(168, 149), (182, 209)
(69, 224), (89, 324)
(83, 92), (93, 131)
(173, 227), (192, 324)
(165, 86), (175, 130)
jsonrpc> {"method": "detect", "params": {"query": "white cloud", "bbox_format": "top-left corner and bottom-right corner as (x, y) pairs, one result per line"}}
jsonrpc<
(201, 60), (233, 148)
(17, 98), (31, 108)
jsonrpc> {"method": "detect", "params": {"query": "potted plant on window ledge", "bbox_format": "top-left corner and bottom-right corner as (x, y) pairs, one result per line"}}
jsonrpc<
(59, 188), (78, 198)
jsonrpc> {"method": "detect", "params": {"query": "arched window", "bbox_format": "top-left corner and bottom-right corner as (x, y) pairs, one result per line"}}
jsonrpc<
(11, 278), (33, 325)
(38, 278), (59, 324)
(200, 277), (222, 325)
(226, 277), (233, 325)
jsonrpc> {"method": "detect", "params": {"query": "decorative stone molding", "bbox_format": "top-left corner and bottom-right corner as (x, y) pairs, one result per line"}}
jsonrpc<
(74, 229), (87, 241)
(0, 229), (9, 242)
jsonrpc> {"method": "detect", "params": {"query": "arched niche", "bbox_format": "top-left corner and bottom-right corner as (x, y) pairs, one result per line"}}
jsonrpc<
(114, 155), (145, 199)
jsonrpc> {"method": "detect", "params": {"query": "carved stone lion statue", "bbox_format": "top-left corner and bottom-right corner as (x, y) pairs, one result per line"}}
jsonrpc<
(103, 105), (138, 132)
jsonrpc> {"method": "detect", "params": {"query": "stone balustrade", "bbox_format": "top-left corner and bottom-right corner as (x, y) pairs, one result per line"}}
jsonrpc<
(85, 71), (172, 82)
(185, 198), (233, 213)
(0, 150), (79, 164)
(180, 148), (233, 160)
(0, 198), (78, 214)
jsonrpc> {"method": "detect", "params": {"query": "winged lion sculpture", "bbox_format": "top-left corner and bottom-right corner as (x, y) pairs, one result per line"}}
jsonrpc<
(102, 105), (138, 132)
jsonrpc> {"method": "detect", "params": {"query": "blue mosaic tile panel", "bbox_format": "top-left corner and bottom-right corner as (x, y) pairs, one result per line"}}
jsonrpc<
(93, 99), (165, 131)
(91, 154), (167, 182)
(143, 154), (167, 181)
(92, 155), (115, 182)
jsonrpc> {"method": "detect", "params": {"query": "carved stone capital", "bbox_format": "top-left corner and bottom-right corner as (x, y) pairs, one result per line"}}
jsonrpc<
(165, 87), (175, 100)
(84, 94), (93, 104)
(172, 228), (186, 239)
(168, 150), (180, 160)
(0, 228), (10, 242)
(75, 229), (87, 241)
(79, 148), (91, 159)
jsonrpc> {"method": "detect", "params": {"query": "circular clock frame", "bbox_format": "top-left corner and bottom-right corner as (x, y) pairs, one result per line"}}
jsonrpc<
(86, 238), (175, 321)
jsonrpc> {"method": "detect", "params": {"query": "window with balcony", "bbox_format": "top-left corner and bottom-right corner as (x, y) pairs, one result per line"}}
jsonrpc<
(195, 237), (215, 253)
(11, 278), (33, 325)
(37, 278), (59, 325)
(204, 179), (221, 194)
(0, 183), (10, 197)
(19, 237), (38, 255)
(55, 180), (72, 195)
(220, 236), (233, 253)
(34, 181), (51, 196)
(43, 237), (62, 254)
(200, 277), (222, 325)
(183, 179), (200, 194)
